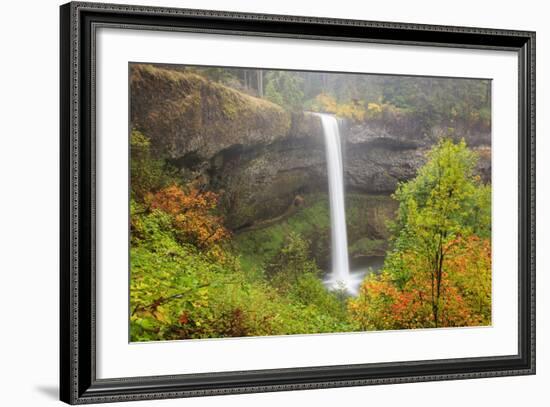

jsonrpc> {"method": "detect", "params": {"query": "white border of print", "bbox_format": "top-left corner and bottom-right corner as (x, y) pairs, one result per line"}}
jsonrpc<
(95, 27), (518, 379)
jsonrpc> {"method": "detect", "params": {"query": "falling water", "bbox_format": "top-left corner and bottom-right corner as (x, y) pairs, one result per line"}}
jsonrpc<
(314, 113), (355, 293)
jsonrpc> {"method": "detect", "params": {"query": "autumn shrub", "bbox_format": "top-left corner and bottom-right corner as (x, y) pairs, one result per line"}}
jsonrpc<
(364, 101), (405, 122)
(146, 184), (230, 252)
(310, 93), (366, 122)
(309, 93), (407, 124)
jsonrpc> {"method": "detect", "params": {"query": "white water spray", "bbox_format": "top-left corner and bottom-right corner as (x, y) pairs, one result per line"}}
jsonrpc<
(314, 113), (357, 293)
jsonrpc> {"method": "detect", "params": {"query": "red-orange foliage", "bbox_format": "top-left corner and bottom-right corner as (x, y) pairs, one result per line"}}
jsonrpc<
(445, 235), (492, 325)
(349, 236), (491, 330)
(147, 184), (230, 249)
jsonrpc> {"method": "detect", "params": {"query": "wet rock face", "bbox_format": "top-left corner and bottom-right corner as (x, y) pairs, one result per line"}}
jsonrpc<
(344, 144), (428, 193)
(130, 63), (491, 230)
(342, 120), (491, 194)
(210, 137), (328, 230)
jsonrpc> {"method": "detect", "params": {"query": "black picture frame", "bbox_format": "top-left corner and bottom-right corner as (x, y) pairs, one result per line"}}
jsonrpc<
(60, 1), (536, 404)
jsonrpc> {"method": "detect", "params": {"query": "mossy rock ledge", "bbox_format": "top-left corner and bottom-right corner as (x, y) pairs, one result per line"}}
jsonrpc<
(130, 64), (317, 160)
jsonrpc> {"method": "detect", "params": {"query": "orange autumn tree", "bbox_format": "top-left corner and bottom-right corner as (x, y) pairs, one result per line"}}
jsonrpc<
(349, 236), (491, 330)
(147, 184), (230, 250)
(445, 235), (492, 325)
(349, 139), (491, 330)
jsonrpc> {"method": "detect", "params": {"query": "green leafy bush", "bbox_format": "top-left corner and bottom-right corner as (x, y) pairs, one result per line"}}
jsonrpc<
(130, 130), (179, 200)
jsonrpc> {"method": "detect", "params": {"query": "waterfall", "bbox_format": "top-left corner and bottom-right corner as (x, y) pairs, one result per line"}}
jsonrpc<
(315, 113), (353, 292)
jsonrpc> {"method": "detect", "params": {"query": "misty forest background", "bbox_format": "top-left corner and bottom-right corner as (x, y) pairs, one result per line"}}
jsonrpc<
(129, 64), (492, 341)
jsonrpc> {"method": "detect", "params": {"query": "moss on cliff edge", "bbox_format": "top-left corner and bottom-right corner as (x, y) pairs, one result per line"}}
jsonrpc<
(130, 64), (292, 160)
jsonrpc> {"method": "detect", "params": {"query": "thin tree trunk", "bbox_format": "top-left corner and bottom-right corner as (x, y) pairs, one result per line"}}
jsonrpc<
(432, 232), (446, 328)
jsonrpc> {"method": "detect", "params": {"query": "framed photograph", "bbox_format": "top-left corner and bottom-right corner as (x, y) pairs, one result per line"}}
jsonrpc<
(60, 1), (535, 404)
